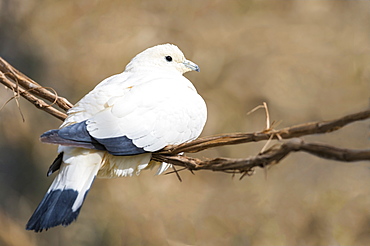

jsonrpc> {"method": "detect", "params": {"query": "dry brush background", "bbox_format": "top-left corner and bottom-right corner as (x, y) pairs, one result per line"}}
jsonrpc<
(0, 0), (370, 245)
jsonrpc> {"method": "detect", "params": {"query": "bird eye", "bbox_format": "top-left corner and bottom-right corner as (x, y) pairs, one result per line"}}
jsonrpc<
(165, 56), (173, 62)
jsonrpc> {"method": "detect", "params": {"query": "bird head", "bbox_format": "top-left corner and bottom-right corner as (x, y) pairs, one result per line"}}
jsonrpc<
(125, 44), (200, 74)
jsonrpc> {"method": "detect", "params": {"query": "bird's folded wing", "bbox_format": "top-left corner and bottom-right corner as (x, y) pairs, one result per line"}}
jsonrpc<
(42, 76), (206, 155)
(86, 78), (206, 152)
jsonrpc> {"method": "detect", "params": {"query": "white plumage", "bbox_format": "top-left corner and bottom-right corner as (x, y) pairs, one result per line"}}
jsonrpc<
(26, 44), (207, 232)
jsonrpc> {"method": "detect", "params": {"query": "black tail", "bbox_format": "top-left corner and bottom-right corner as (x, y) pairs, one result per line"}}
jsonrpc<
(26, 189), (83, 232)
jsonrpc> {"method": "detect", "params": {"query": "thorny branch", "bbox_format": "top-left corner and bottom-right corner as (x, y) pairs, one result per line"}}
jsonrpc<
(1, 56), (369, 177)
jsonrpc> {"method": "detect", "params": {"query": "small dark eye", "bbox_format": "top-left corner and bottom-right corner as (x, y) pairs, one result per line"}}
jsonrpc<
(165, 56), (173, 62)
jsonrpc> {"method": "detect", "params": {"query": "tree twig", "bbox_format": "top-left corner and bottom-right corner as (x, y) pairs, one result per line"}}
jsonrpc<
(0, 57), (72, 121)
(153, 139), (370, 174)
(158, 109), (370, 155)
(0, 72), (69, 121)
(1, 56), (369, 176)
(0, 57), (73, 111)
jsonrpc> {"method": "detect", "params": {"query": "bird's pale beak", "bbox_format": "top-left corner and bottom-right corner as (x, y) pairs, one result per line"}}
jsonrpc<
(183, 59), (200, 72)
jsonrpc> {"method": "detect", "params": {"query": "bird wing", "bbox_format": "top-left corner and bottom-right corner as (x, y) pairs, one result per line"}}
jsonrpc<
(42, 74), (207, 155)
(61, 72), (133, 127)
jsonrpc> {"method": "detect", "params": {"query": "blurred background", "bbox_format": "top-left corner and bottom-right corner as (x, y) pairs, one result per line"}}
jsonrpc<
(0, 0), (370, 245)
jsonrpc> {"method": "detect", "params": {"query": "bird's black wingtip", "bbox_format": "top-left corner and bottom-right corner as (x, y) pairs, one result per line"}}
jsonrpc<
(47, 152), (64, 177)
(40, 129), (61, 144)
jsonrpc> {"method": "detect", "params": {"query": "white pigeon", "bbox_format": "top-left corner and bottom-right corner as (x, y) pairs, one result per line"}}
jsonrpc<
(26, 44), (207, 232)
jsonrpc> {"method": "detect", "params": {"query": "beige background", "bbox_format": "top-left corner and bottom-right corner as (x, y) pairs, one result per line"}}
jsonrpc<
(0, 0), (369, 245)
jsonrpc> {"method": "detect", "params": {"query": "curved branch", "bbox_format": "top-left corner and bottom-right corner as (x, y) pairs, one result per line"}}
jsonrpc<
(0, 57), (72, 120)
(0, 72), (68, 121)
(0, 57), (73, 111)
(153, 139), (370, 174)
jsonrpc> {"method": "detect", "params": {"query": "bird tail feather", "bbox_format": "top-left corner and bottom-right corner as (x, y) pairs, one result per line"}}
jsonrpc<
(26, 148), (103, 232)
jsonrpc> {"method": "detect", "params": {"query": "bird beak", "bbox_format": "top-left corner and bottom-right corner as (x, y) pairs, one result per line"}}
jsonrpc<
(183, 59), (200, 72)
